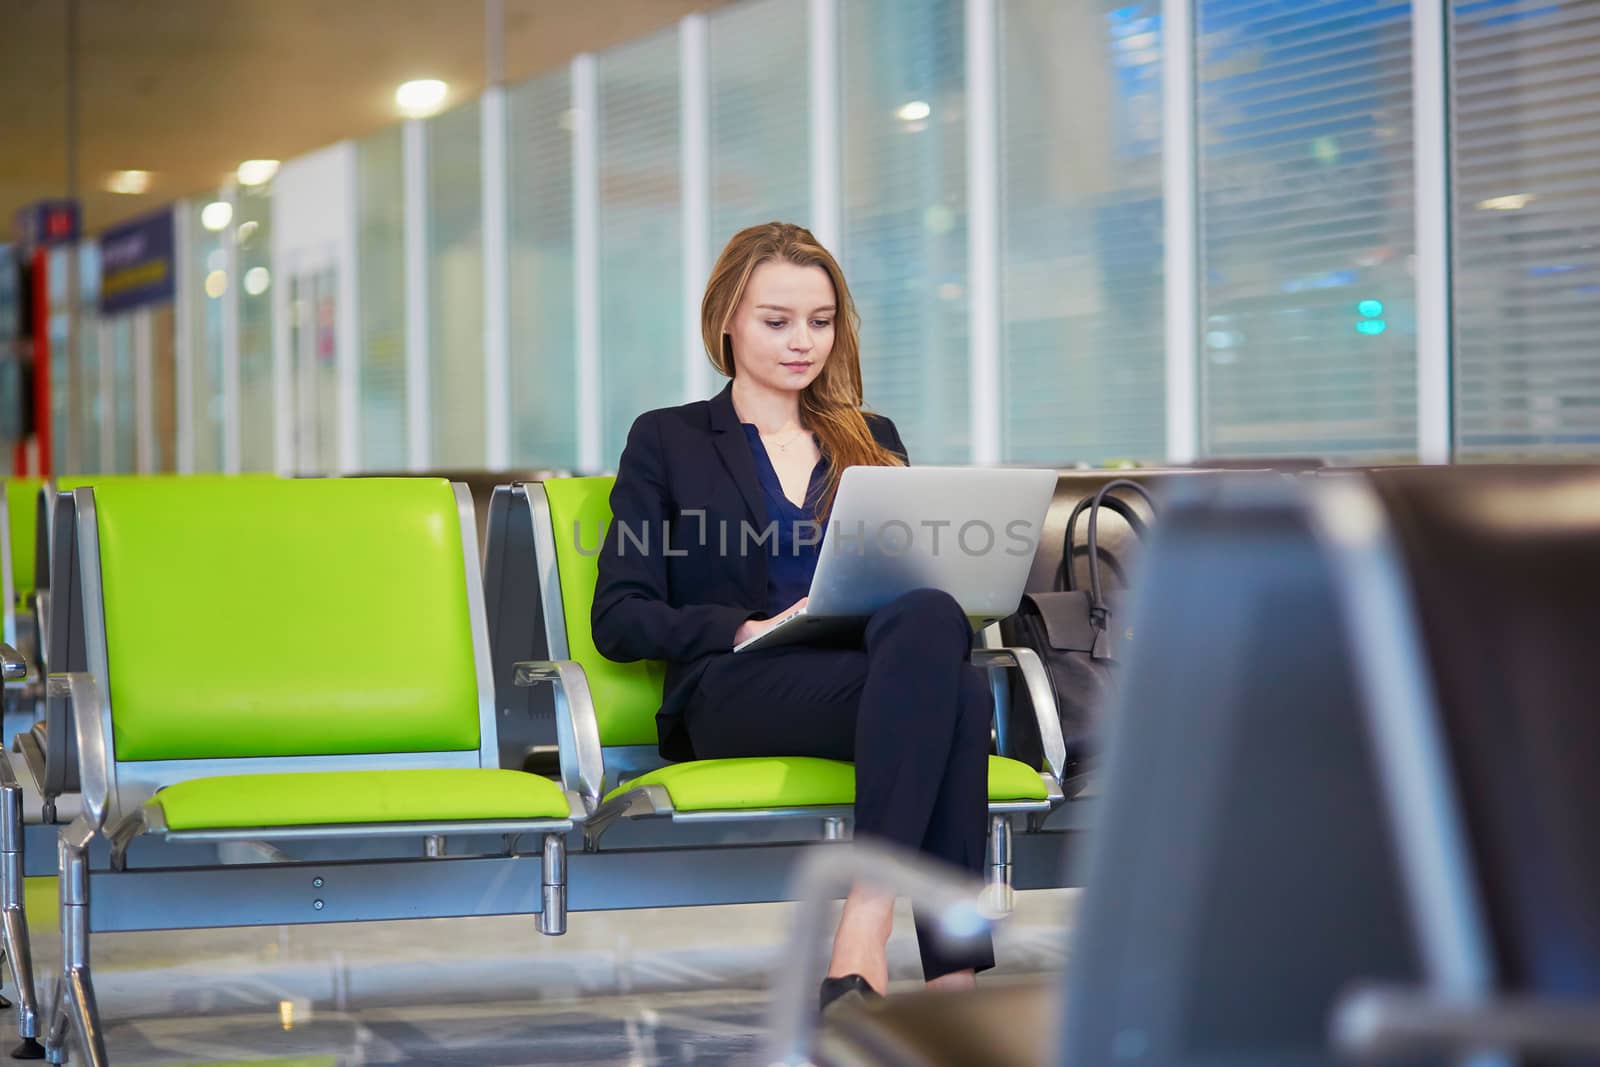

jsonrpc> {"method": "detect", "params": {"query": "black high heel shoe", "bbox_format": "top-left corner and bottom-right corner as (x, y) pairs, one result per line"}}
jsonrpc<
(819, 973), (882, 1014)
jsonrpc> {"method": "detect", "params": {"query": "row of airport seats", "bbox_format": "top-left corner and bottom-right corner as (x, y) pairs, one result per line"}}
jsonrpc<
(0, 465), (1139, 1066)
(779, 465), (1600, 1067)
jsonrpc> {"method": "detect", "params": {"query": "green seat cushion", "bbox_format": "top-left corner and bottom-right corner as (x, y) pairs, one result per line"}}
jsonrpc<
(541, 478), (665, 748)
(603, 754), (1047, 811)
(153, 768), (570, 831)
(604, 756), (856, 810)
(986, 754), (1050, 801)
(91, 478), (482, 762)
(6, 477), (43, 598)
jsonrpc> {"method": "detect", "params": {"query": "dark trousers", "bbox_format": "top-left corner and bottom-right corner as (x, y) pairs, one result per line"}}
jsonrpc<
(682, 588), (995, 979)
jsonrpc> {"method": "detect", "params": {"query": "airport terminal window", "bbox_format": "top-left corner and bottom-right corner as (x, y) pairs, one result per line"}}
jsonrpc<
(68, 246), (98, 474)
(356, 127), (408, 472)
(709, 0), (810, 246)
(108, 313), (136, 472)
(599, 29), (682, 466)
(841, 0), (969, 463)
(1000, 0), (1166, 465)
(236, 183), (276, 471)
(1197, 0), (1418, 460)
(1450, 0), (1600, 458)
(184, 197), (225, 472)
(427, 99), (487, 469)
(507, 70), (578, 472)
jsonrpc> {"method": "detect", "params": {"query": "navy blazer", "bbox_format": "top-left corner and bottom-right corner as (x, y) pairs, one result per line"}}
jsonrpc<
(592, 381), (909, 760)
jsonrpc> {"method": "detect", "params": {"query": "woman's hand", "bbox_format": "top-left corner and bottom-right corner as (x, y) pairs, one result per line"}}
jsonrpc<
(733, 596), (808, 647)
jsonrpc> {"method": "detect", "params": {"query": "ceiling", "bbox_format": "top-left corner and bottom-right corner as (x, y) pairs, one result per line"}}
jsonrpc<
(1, 0), (730, 237)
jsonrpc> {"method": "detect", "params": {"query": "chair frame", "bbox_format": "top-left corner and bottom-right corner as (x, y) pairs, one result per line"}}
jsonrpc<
(506, 481), (1068, 894)
(26, 481), (581, 1067)
(1306, 476), (1594, 1064)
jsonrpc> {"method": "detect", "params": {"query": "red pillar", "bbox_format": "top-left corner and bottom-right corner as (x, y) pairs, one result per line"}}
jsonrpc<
(28, 246), (50, 477)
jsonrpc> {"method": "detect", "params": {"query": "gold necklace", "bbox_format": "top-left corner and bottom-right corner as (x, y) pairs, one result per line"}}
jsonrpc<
(763, 426), (809, 453)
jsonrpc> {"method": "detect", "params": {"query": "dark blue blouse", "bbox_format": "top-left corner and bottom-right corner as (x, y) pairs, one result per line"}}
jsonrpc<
(741, 423), (826, 615)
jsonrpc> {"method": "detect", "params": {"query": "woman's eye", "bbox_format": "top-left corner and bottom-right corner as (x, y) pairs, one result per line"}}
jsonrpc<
(765, 319), (787, 329)
(811, 319), (833, 329)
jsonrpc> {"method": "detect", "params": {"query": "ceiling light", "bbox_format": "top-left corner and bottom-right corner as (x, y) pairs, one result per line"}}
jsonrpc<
(1477, 193), (1535, 211)
(104, 170), (151, 195)
(237, 159), (280, 187)
(201, 201), (233, 232)
(896, 100), (932, 122)
(396, 79), (449, 119)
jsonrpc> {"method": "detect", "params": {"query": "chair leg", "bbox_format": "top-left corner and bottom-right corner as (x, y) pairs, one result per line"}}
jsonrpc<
(54, 821), (106, 1067)
(986, 813), (1015, 915)
(537, 833), (566, 936)
(0, 759), (41, 1057)
(41, 979), (65, 1066)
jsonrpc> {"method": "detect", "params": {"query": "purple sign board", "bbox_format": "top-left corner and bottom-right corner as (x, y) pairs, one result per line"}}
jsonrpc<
(99, 208), (176, 314)
(11, 200), (80, 250)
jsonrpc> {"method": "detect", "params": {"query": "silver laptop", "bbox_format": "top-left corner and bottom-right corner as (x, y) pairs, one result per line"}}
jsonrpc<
(733, 465), (1057, 653)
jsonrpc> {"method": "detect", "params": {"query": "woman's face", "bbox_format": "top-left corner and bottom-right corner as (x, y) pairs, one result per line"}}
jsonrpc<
(726, 260), (836, 396)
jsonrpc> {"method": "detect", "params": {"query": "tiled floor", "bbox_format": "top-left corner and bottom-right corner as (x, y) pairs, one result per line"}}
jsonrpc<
(10, 889), (1075, 1066)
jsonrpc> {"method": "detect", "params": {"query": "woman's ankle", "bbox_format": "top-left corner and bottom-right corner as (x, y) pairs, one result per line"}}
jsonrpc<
(925, 969), (976, 992)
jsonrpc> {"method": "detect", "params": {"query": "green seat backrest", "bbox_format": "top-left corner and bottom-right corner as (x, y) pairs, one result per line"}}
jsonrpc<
(57, 472), (275, 492)
(541, 477), (666, 748)
(90, 478), (483, 762)
(52, 473), (274, 597)
(6, 477), (44, 598)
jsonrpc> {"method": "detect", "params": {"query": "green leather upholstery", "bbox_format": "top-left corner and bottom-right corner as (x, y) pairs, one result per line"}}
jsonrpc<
(6, 477), (43, 598)
(91, 478), (482, 762)
(602, 754), (1048, 810)
(603, 756), (855, 809)
(154, 768), (570, 830)
(986, 755), (1051, 801)
(541, 477), (666, 747)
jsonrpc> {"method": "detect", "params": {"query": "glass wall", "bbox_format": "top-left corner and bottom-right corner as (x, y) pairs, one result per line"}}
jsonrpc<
(80, 311), (104, 474)
(65, 247), (94, 474)
(132, 0), (1600, 474)
(427, 100), (486, 469)
(1000, 0), (1166, 464)
(1451, 0), (1600, 457)
(598, 30), (683, 466)
(709, 0), (811, 245)
(507, 71), (578, 471)
(841, 0), (969, 463)
(107, 313), (137, 472)
(236, 183), (276, 471)
(185, 197), (226, 471)
(150, 303), (177, 472)
(356, 127), (408, 472)
(1197, 0), (1418, 460)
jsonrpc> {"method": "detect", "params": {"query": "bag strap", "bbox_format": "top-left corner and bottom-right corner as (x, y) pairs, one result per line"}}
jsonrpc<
(1087, 480), (1156, 640)
(1060, 490), (1150, 592)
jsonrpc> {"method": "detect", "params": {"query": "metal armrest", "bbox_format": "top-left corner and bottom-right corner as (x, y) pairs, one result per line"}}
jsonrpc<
(1334, 985), (1600, 1060)
(971, 646), (1068, 785)
(49, 673), (109, 832)
(0, 643), (25, 682)
(513, 659), (605, 812)
(763, 840), (1008, 1066)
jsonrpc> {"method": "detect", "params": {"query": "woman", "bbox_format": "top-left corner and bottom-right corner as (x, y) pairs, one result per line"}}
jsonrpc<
(592, 222), (995, 1008)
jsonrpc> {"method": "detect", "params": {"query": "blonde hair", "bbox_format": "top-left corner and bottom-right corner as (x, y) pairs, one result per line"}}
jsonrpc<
(701, 221), (904, 518)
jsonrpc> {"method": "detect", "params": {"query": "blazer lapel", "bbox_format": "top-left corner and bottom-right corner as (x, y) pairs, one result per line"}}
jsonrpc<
(708, 382), (770, 530)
